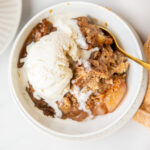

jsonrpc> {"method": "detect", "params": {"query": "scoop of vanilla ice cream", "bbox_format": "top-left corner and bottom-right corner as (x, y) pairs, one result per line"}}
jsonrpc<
(23, 30), (80, 103)
(20, 15), (89, 117)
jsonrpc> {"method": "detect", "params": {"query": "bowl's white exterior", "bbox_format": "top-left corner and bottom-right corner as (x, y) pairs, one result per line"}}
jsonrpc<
(9, 1), (148, 140)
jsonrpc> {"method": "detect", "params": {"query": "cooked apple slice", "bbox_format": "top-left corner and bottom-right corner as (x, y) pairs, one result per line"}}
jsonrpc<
(92, 102), (108, 116)
(104, 78), (127, 112)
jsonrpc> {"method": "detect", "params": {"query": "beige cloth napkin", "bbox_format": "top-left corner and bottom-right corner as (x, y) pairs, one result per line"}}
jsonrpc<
(133, 36), (150, 127)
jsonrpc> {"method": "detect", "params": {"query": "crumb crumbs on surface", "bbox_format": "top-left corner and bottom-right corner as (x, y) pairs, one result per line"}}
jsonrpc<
(105, 22), (108, 27)
(104, 6), (112, 12)
(92, 17), (98, 23)
(49, 9), (53, 14)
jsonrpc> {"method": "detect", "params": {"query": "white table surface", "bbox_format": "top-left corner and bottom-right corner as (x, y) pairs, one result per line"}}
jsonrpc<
(0, 0), (150, 149)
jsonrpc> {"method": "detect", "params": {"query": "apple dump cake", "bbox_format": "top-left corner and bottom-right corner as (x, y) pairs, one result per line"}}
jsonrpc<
(18, 15), (129, 121)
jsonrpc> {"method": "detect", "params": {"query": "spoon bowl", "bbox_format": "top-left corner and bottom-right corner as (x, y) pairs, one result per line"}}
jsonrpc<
(98, 25), (150, 70)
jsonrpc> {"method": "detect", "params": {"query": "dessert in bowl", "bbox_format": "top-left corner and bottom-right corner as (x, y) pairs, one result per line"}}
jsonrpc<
(18, 15), (129, 121)
(9, 2), (147, 139)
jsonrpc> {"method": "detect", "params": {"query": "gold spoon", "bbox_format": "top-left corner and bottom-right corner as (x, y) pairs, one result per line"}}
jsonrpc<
(98, 25), (150, 70)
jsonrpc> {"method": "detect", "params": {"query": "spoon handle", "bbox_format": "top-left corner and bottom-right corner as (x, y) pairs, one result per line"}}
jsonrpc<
(119, 48), (150, 70)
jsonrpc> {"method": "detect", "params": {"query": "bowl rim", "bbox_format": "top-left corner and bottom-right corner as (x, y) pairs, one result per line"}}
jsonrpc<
(8, 1), (148, 140)
(0, 0), (22, 55)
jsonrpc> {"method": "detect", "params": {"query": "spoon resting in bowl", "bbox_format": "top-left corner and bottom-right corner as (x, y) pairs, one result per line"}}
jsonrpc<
(98, 25), (150, 70)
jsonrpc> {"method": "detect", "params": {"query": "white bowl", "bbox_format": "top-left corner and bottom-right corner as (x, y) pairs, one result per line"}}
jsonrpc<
(0, 0), (22, 55)
(9, 1), (148, 140)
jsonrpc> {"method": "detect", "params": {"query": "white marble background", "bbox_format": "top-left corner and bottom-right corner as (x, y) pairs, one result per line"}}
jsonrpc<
(0, 0), (150, 149)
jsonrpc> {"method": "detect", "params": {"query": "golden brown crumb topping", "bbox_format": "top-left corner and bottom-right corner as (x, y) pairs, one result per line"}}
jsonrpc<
(76, 17), (113, 49)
